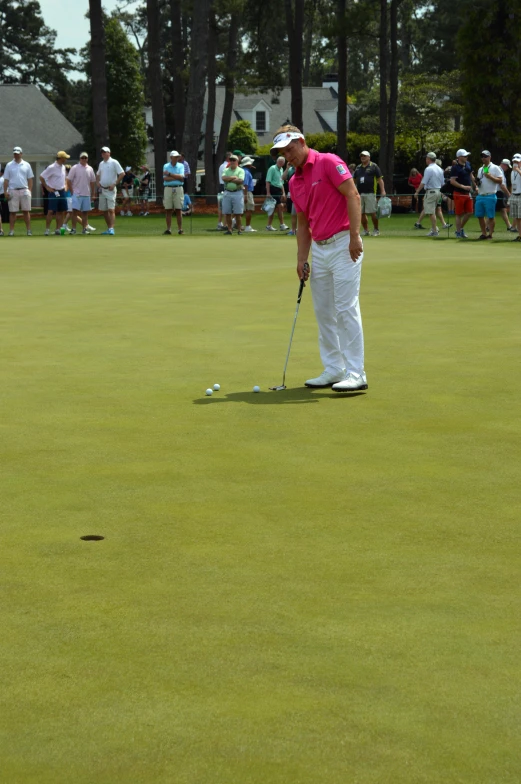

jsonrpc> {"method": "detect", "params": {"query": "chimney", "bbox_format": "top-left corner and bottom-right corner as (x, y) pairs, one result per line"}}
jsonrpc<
(322, 73), (338, 94)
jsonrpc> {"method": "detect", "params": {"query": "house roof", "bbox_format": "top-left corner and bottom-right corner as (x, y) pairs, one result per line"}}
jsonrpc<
(0, 84), (83, 159)
(211, 86), (345, 137)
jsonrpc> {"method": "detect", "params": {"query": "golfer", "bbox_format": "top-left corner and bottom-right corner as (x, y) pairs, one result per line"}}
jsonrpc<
(271, 125), (367, 392)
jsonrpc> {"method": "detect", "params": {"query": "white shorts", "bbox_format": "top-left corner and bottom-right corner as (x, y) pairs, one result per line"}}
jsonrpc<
(99, 188), (116, 211)
(8, 188), (31, 212)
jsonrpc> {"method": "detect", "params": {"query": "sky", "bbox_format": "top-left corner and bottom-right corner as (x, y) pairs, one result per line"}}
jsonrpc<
(38, 0), (142, 74)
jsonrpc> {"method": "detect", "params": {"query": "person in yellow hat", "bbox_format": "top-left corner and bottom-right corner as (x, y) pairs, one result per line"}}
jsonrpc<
(39, 150), (70, 235)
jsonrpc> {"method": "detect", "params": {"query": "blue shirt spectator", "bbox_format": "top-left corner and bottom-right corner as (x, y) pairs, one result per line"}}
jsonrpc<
(182, 193), (192, 214)
(163, 161), (184, 187)
(243, 167), (254, 192)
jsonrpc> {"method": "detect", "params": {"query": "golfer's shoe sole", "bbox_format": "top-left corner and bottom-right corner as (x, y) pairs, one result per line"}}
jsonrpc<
(304, 382), (336, 388)
(332, 383), (368, 393)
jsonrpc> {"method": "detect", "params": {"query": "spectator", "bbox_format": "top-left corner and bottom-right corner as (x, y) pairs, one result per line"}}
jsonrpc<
(442, 166), (454, 214)
(139, 165), (151, 216)
(348, 163), (356, 175)
(265, 155), (289, 231)
(221, 154), (245, 235)
(408, 167), (422, 213)
(217, 151), (232, 230)
(96, 146), (124, 235)
(353, 150), (386, 236)
(510, 153), (521, 241)
(62, 164), (73, 232)
(233, 150), (245, 162)
(40, 151), (70, 235)
(120, 167), (134, 216)
(3, 145), (34, 236)
(475, 150), (504, 240)
(414, 152), (445, 236)
(495, 159), (516, 232)
(282, 162), (297, 236)
(449, 149), (475, 238)
(179, 153), (191, 192)
(0, 166), (8, 235)
(182, 192), (193, 216)
(163, 150), (185, 235)
(240, 155), (257, 232)
(67, 152), (96, 234)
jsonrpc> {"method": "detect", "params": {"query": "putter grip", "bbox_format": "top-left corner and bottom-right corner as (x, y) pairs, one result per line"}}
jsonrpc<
(297, 263), (309, 301)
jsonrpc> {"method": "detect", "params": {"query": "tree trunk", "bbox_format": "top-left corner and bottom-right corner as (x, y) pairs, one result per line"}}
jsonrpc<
(183, 0), (213, 194)
(147, 0), (167, 201)
(89, 0), (109, 153)
(204, 9), (218, 200)
(336, 0), (348, 163)
(170, 0), (186, 149)
(215, 17), (239, 172)
(284, 0), (304, 131)
(386, 0), (400, 192)
(303, 0), (317, 86)
(378, 0), (388, 175)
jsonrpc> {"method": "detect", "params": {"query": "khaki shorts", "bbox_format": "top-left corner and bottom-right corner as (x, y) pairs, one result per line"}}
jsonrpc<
(245, 191), (255, 211)
(423, 189), (441, 214)
(164, 186), (183, 210)
(8, 188), (31, 212)
(360, 193), (377, 214)
(99, 188), (116, 211)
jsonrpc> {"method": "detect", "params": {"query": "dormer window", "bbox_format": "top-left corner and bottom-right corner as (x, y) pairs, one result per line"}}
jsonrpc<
(256, 111), (266, 132)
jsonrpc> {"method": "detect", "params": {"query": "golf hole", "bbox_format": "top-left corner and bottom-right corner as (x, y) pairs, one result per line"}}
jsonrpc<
(80, 535), (105, 541)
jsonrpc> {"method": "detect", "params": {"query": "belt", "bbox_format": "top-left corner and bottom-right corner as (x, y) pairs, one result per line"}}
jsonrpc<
(427, 189), (440, 192)
(12, 187), (28, 190)
(165, 184), (183, 187)
(314, 230), (350, 246)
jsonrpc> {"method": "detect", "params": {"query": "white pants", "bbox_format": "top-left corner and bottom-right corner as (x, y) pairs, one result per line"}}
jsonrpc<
(310, 232), (364, 375)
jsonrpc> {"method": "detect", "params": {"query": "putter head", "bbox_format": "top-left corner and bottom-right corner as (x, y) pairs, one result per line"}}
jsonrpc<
(269, 385), (287, 391)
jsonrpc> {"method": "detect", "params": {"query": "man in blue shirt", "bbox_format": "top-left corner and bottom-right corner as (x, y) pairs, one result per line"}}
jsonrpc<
(240, 156), (257, 232)
(163, 151), (184, 235)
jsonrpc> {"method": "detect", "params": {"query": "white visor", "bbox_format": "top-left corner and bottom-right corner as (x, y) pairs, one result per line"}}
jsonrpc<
(271, 131), (304, 150)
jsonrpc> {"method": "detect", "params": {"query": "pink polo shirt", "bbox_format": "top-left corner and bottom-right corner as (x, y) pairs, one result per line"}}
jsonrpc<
(67, 163), (96, 197)
(289, 148), (352, 241)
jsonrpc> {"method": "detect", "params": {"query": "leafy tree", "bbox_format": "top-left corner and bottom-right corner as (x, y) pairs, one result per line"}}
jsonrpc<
(458, 0), (521, 160)
(227, 120), (259, 155)
(0, 0), (76, 93)
(83, 17), (147, 169)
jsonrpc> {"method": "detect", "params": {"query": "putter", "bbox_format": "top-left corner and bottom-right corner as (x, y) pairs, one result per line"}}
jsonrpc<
(270, 262), (309, 391)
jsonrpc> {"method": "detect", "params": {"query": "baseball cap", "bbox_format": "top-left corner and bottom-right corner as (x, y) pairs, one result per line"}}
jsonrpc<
(502, 158), (512, 167)
(233, 149), (245, 157)
(240, 156), (255, 166)
(169, 150), (180, 157)
(13, 146), (22, 153)
(426, 152), (437, 160)
(512, 154), (521, 161)
(229, 154), (239, 161)
(125, 166), (131, 172)
(456, 148), (471, 157)
(79, 152), (89, 158)
(360, 150), (371, 156)
(57, 150), (70, 159)
(481, 150), (491, 156)
(271, 131), (305, 151)
(101, 146), (110, 153)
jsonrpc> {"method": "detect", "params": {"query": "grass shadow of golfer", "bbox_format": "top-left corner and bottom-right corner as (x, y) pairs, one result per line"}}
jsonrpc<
(193, 388), (367, 405)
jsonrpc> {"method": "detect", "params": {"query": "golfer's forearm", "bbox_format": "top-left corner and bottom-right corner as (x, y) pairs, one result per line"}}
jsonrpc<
(347, 194), (362, 235)
(296, 231), (311, 262)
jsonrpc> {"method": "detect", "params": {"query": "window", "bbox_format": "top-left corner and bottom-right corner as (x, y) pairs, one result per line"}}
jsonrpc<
(256, 111), (266, 132)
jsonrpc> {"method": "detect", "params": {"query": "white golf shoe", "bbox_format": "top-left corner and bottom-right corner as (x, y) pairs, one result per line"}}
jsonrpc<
(332, 372), (368, 392)
(305, 370), (346, 388)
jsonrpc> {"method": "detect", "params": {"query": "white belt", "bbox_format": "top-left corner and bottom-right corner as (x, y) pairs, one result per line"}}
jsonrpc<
(314, 230), (349, 246)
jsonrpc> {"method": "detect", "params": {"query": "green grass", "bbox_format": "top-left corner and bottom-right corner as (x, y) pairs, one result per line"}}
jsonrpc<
(1, 236), (520, 783)
(5, 208), (520, 239)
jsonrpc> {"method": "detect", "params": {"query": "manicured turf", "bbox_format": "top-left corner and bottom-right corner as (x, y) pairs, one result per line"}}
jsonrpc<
(1, 236), (520, 783)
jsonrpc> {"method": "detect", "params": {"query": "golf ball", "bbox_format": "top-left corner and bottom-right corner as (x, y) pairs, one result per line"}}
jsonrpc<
(205, 388), (213, 396)
(213, 383), (220, 391)
(253, 385), (260, 393)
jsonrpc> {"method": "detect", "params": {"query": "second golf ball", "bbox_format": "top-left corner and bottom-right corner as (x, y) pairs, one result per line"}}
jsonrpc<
(253, 385), (260, 393)
(205, 388), (213, 396)
(213, 384), (220, 391)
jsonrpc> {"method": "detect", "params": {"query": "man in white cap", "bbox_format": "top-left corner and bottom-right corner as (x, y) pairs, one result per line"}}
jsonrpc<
(163, 150), (185, 235)
(475, 150), (503, 240)
(414, 152), (445, 236)
(449, 148), (475, 238)
(240, 156), (257, 232)
(3, 146), (34, 236)
(509, 154), (521, 241)
(270, 124), (367, 393)
(495, 159), (516, 232)
(96, 146), (124, 235)
(353, 150), (386, 236)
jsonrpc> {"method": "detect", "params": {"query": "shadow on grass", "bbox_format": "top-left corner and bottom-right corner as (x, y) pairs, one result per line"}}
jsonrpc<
(193, 387), (367, 405)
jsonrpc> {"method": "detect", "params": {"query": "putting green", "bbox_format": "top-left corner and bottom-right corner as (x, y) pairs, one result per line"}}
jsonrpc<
(1, 236), (520, 783)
